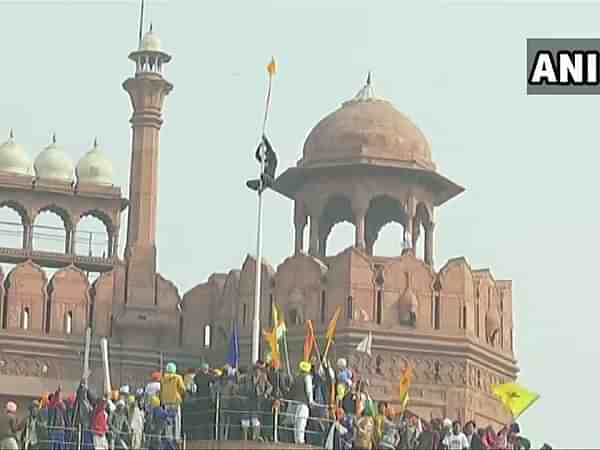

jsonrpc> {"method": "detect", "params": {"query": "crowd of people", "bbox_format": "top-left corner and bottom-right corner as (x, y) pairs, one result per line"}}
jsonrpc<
(0, 356), (550, 450)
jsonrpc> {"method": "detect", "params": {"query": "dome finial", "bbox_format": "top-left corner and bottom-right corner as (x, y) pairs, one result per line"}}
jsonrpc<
(8, 128), (14, 141)
(51, 132), (56, 144)
(351, 73), (375, 102)
(93, 137), (98, 148)
(149, 22), (153, 33)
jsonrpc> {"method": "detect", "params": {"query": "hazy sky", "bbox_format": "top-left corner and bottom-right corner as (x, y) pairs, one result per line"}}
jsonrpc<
(0, 0), (598, 447)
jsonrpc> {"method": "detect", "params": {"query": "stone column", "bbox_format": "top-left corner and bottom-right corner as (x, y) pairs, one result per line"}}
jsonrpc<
(424, 221), (435, 266)
(23, 222), (33, 250)
(309, 215), (320, 257)
(294, 203), (307, 255)
(66, 226), (74, 255)
(353, 201), (369, 250)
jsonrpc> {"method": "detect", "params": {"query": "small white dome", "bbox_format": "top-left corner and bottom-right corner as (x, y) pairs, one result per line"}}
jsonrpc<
(34, 135), (74, 182)
(141, 29), (161, 52)
(0, 130), (33, 176)
(76, 139), (113, 186)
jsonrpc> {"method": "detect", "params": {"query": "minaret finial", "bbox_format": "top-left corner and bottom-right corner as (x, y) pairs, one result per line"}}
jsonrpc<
(51, 132), (56, 144)
(8, 128), (14, 140)
(93, 137), (98, 148)
(367, 71), (372, 86)
(149, 22), (153, 33)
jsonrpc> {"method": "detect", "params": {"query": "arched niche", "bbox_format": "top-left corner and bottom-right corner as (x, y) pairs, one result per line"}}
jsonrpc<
(3, 260), (47, 332)
(47, 265), (90, 336)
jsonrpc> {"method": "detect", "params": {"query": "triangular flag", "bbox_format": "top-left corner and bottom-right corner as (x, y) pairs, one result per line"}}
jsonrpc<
(267, 57), (277, 76)
(355, 332), (372, 356)
(491, 382), (540, 419)
(304, 320), (316, 361)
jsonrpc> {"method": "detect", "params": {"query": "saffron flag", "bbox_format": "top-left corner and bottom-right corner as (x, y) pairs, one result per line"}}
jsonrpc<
(263, 328), (281, 369)
(399, 366), (413, 409)
(325, 306), (342, 342)
(273, 304), (287, 339)
(304, 320), (316, 361)
(491, 382), (540, 419)
(267, 57), (277, 76)
(355, 332), (372, 356)
(225, 321), (240, 369)
(323, 306), (342, 359)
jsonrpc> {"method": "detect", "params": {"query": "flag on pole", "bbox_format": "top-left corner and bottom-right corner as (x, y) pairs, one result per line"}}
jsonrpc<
(273, 304), (287, 339)
(267, 57), (277, 76)
(263, 328), (281, 369)
(323, 306), (342, 360)
(226, 322), (240, 369)
(304, 320), (316, 361)
(355, 331), (373, 356)
(491, 382), (540, 419)
(399, 366), (413, 410)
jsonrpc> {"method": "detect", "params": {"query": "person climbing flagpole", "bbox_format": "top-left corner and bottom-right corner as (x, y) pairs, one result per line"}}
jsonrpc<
(247, 57), (278, 364)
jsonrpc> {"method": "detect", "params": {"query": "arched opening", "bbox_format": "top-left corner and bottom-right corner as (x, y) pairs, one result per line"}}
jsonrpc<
(21, 306), (30, 330)
(325, 222), (355, 256)
(204, 324), (212, 348)
(33, 209), (69, 254)
(320, 195), (354, 257)
(75, 214), (111, 258)
(375, 289), (383, 324)
(65, 311), (73, 335)
(366, 195), (408, 256)
(346, 296), (353, 320)
(372, 222), (404, 257)
(0, 203), (26, 249)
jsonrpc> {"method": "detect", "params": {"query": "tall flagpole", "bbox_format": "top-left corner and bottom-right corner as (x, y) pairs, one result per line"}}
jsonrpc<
(251, 58), (276, 364)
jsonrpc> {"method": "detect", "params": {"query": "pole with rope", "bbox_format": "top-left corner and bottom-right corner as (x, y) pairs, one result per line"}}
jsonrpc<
(251, 57), (277, 364)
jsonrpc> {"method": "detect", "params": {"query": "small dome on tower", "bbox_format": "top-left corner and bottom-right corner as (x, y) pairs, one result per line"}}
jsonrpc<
(34, 134), (74, 182)
(140, 28), (161, 52)
(0, 130), (33, 176)
(76, 139), (114, 186)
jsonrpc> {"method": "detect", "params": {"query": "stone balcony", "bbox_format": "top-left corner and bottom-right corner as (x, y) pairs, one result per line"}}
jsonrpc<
(0, 246), (117, 272)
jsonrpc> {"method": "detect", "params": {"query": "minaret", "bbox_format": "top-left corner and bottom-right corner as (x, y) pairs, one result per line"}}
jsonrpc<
(122, 26), (173, 306)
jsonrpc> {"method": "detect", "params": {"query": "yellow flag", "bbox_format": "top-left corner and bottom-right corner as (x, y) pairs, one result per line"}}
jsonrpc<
(272, 304), (286, 339)
(399, 366), (413, 409)
(491, 382), (540, 419)
(262, 328), (281, 369)
(325, 306), (342, 341)
(267, 57), (277, 76)
(400, 392), (410, 411)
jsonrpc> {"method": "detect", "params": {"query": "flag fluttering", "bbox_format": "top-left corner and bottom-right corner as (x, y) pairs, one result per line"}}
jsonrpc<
(267, 57), (277, 76)
(399, 366), (413, 410)
(262, 328), (281, 369)
(323, 306), (342, 360)
(304, 320), (316, 361)
(226, 322), (240, 369)
(271, 303), (291, 377)
(355, 331), (373, 356)
(491, 382), (540, 419)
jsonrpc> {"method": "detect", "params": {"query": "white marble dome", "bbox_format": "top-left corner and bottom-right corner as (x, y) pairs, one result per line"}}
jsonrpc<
(76, 139), (113, 186)
(34, 135), (74, 182)
(141, 29), (161, 52)
(0, 130), (33, 176)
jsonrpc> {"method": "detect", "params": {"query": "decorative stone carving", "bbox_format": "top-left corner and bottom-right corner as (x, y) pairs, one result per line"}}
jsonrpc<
(287, 288), (306, 325)
(0, 354), (55, 378)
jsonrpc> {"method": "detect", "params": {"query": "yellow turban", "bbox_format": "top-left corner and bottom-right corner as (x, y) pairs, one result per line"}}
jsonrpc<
(299, 361), (312, 373)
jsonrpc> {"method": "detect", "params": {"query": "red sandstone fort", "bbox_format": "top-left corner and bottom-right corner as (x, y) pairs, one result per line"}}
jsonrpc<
(0, 26), (517, 427)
